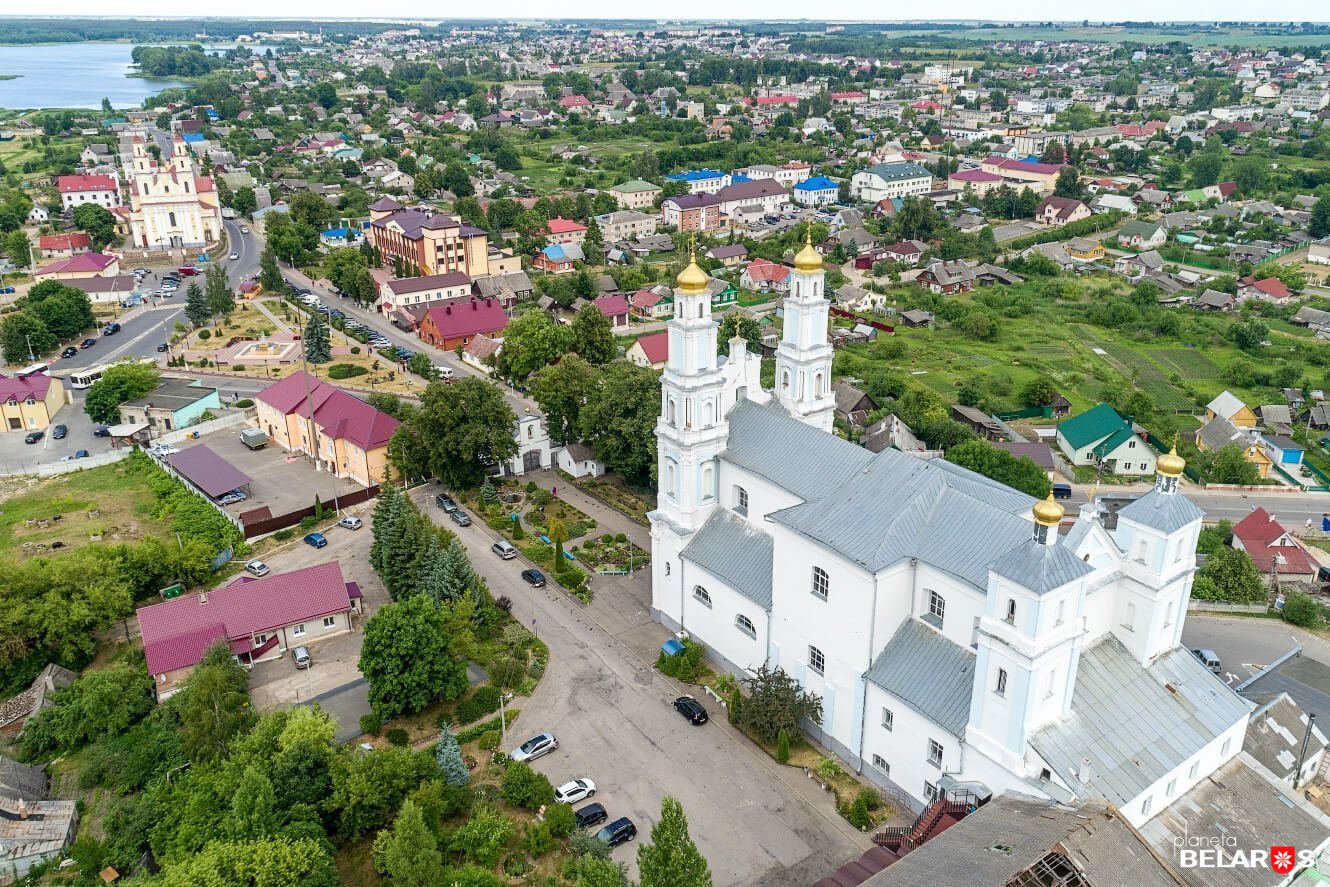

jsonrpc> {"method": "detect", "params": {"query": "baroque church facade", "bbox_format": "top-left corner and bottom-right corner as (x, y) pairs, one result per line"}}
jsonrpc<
(648, 239), (1250, 826)
(125, 135), (223, 251)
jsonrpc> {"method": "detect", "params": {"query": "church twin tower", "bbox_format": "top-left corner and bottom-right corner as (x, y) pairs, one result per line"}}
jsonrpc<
(654, 230), (833, 533)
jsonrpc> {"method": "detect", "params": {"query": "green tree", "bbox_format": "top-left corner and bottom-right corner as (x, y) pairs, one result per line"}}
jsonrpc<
(26, 282), (95, 340)
(740, 665), (822, 745)
(530, 353), (596, 444)
(500, 759), (554, 810)
(1018, 377), (1059, 409)
(435, 726), (470, 787)
(330, 746), (438, 839)
(1230, 156), (1270, 197)
(304, 311), (332, 364)
(72, 203), (118, 250)
(1196, 546), (1265, 603)
(373, 799), (445, 887)
(775, 729), (790, 764)
(496, 309), (572, 382)
(3, 230), (31, 270)
(0, 312), (54, 363)
(1310, 198), (1330, 239)
(1282, 593), (1324, 629)
(178, 642), (256, 761)
(1207, 444), (1261, 485)
(1187, 153), (1223, 188)
(637, 797), (712, 887)
(358, 596), (470, 721)
(185, 280), (210, 326)
(205, 262), (234, 323)
(156, 838), (338, 887)
(259, 244), (283, 291)
(227, 765), (279, 841)
(578, 361), (660, 483)
(569, 303), (616, 365)
(945, 439), (1052, 498)
(231, 186), (257, 218)
(548, 517), (570, 572)
(1052, 167), (1083, 200)
(717, 314), (762, 356)
(391, 378), (517, 487)
(84, 362), (161, 423)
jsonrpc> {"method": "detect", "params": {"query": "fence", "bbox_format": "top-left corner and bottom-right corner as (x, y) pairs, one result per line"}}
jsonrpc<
(994, 406), (1054, 421)
(239, 484), (380, 539)
(0, 448), (130, 478)
(829, 306), (896, 334)
(1187, 600), (1269, 615)
(152, 407), (254, 445)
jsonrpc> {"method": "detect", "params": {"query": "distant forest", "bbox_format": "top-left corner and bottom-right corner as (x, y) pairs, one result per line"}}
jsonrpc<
(0, 17), (408, 45)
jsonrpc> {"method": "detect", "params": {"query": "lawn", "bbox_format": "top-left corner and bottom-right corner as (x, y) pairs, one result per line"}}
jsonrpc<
(0, 460), (165, 555)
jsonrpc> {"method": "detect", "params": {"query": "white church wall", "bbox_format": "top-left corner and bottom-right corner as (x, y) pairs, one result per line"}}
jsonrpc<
(862, 682), (962, 807)
(1126, 717), (1247, 827)
(911, 562), (986, 651)
(676, 559), (770, 678)
(718, 461), (802, 525)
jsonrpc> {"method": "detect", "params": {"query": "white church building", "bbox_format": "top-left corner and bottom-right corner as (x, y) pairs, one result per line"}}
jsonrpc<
(648, 238), (1251, 827)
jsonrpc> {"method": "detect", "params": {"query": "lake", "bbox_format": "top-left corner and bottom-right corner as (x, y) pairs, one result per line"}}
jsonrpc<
(0, 43), (189, 110)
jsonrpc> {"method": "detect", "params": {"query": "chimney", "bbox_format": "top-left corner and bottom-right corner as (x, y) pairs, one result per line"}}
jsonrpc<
(17, 799), (27, 820)
(199, 591), (208, 605)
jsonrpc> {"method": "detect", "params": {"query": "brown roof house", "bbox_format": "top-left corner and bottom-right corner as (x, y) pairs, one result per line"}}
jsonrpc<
(833, 380), (878, 428)
(0, 664), (76, 739)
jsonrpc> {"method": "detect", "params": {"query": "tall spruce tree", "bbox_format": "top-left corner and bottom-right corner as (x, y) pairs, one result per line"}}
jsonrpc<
(185, 281), (211, 326)
(637, 797), (712, 887)
(439, 539), (476, 603)
(259, 244), (283, 292)
(205, 262), (234, 324)
(434, 726), (470, 787)
(304, 311), (332, 364)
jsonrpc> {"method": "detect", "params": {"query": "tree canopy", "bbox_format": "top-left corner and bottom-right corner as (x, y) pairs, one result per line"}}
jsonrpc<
(358, 595), (470, 721)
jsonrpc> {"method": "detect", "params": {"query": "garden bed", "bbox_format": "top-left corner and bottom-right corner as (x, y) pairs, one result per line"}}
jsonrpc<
(572, 533), (649, 573)
(569, 473), (654, 526)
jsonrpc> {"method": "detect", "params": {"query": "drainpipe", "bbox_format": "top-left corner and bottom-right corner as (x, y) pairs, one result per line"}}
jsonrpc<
(1294, 713), (1317, 790)
(856, 562), (890, 774)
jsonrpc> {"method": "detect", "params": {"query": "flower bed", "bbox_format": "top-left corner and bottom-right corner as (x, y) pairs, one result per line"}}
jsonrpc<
(573, 533), (650, 573)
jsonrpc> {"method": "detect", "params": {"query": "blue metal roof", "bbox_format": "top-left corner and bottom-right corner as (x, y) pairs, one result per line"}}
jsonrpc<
(667, 169), (725, 182)
(795, 175), (838, 191)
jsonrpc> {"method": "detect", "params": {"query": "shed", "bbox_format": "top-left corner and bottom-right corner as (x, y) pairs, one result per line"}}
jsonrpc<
(167, 445), (251, 499)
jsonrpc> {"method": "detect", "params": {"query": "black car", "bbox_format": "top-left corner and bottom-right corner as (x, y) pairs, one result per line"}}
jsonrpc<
(92, 426), (111, 437)
(24, 431), (43, 444)
(575, 802), (608, 830)
(435, 494), (458, 513)
(79, 338), (97, 349)
(595, 817), (637, 847)
(103, 322), (121, 336)
(60, 346), (78, 359)
(521, 569), (546, 588)
(51, 424), (67, 440)
(156, 343), (170, 353)
(673, 696), (708, 725)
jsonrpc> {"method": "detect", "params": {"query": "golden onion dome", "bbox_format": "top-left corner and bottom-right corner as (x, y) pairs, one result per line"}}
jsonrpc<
(1032, 492), (1065, 527)
(794, 225), (823, 272)
(676, 256), (709, 294)
(1156, 444), (1186, 478)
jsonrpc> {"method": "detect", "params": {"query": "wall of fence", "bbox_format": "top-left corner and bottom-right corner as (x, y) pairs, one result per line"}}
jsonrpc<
(239, 484), (380, 539)
(1187, 600), (1269, 615)
(151, 407), (254, 445)
(0, 448), (131, 478)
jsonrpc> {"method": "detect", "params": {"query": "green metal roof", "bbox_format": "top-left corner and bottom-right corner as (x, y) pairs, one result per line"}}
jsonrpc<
(1059, 403), (1128, 450)
(1092, 425), (1138, 458)
(1119, 219), (1163, 238)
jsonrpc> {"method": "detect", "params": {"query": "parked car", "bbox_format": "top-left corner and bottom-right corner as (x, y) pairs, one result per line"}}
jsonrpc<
(0, 286), (14, 295)
(92, 426), (110, 437)
(51, 424), (67, 440)
(24, 431), (42, 444)
(156, 343), (170, 352)
(149, 444), (180, 456)
(292, 646), (311, 669)
(575, 803), (608, 830)
(492, 540), (517, 560)
(338, 515), (363, 530)
(435, 494), (458, 513)
(450, 510), (472, 527)
(79, 338), (96, 349)
(60, 347), (78, 359)
(103, 322), (121, 336)
(229, 252), (239, 261)
(1052, 483), (1072, 500)
(1192, 648), (1222, 674)
(595, 818), (637, 847)
(245, 560), (270, 577)
(673, 696), (708, 725)
(73, 449), (89, 459)
(304, 532), (328, 549)
(554, 779), (596, 805)
(510, 732), (558, 762)
(521, 569), (546, 588)
(217, 490), (248, 506)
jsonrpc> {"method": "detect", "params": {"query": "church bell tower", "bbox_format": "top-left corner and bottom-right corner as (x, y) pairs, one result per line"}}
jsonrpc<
(774, 226), (834, 432)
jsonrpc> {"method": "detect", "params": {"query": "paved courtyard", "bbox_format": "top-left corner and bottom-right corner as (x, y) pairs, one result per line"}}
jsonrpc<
(410, 482), (870, 886)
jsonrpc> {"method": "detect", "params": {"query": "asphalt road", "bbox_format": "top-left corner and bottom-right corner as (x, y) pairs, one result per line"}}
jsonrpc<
(1182, 614), (1330, 685)
(412, 487), (868, 886)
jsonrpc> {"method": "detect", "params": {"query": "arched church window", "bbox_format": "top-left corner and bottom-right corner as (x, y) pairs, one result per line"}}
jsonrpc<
(666, 398), (677, 426)
(1005, 599), (1016, 624)
(697, 302), (703, 319)
(815, 372), (825, 395)
(701, 463), (714, 500)
(168, 212), (177, 227)
(811, 567), (829, 601)
(184, 180), (190, 193)
(704, 400), (714, 425)
(781, 370), (791, 392)
(693, 586), (712, 607)
(1122, 602), (1136, 632)
(735, 614), (756, 638)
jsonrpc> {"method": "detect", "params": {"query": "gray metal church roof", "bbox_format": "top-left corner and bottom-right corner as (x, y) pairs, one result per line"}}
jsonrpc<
(680, 510), (774, 609)
(1117, 488), (1204, 534)
(866, 620), (975, 737)
(722, 399), (874, 501)
(1029, 635), (1252, 810)
(990, 539), (1095, 595)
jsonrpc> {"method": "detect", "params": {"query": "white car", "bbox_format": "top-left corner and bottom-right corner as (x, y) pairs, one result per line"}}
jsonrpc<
(245, 560), (270, 577)
(510, 732), (558, 762)
(229, 252), (239, 260)
(338, 515), (363, 530)
(553, 778), (596, 805)
(240, 226), (250, 234)
(149, 444), (180, 456)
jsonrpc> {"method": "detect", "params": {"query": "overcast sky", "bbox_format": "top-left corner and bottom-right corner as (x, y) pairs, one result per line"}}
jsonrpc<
(17, 5), (1330, 24)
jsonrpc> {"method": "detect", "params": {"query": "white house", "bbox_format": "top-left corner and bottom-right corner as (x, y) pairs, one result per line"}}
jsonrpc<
(792, 176), (839, 207)
(649, 239), (1245, 825)
(378, 271), (472, 317)
(851, 162), (933, 203)
(557, 442), (606, 478)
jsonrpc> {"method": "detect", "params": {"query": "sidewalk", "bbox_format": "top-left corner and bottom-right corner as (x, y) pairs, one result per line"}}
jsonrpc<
(250, 297), (294, 333)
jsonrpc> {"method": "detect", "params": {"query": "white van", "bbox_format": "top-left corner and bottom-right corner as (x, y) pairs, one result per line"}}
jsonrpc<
(434, 365), (455, 380)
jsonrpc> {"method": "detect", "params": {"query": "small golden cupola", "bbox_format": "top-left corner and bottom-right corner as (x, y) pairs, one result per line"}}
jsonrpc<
(1031, 493), (1064, 545)
(1156, 444), (1185, 478)
(793, 223), (823, 273)
(676, 240), (709, 294)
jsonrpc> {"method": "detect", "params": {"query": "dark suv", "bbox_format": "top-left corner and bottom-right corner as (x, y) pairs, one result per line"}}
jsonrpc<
(575, 802), (608, 830)
(673, 695), (709, 725)
(435, 494), (458, 513)
(596, 817), (636, 847)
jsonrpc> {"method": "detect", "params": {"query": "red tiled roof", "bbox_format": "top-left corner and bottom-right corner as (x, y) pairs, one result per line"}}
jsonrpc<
(743, 257), (791, 284)
(633, 331), (669, 364)
(1241, 276), (1290, 299)
(0, 372), (52, 403)
(35, 252), (116, 277)
(547, 217), (588, 234)
(593, 294), (630, 317)
(1232, 508), (1320, 575)
(423, 297), (509, 342)
(256, 371), (401, 450)
(137, 562), (353, 675)
(630, 289), (666, 308)
(950, 169), (1002, 183)
(37, 232), (90, 251)
(558, 95), (591, 108)
(57, 174), (116, 193)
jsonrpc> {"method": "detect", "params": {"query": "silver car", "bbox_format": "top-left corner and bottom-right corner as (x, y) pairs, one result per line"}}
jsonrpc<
(338, 515), (363, 530)
(245, 560), (270, 577)
(511, 732), (558, 762)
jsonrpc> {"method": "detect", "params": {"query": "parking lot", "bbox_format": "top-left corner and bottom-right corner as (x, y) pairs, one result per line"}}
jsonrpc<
(0, 392), (110, 474)
(178, 428), (368, 519)
(411, 487), (869, 886)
